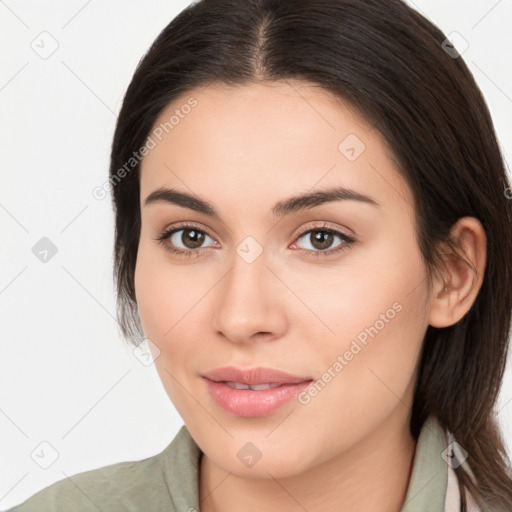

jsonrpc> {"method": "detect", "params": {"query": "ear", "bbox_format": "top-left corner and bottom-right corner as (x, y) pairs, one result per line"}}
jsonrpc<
(428, 217), (487, 328)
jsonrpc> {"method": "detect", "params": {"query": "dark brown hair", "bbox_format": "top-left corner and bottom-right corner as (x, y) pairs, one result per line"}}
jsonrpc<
(108, 0), (512, 508)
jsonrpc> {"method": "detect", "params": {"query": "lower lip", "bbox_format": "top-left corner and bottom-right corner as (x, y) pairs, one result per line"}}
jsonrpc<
(203, 378), (312, 417)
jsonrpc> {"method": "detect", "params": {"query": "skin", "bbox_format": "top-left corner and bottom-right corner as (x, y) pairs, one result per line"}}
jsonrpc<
(134, 80), (486, 512)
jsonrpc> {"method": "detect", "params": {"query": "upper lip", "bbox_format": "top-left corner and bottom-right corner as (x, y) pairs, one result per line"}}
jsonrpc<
(202, 366), (313, 385)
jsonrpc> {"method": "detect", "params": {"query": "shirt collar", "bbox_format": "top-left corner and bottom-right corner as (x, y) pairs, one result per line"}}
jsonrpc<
(399, 414), (449, 511)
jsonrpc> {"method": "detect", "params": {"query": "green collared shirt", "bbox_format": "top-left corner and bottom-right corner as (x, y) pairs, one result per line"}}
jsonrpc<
(5, 415), (458, 511)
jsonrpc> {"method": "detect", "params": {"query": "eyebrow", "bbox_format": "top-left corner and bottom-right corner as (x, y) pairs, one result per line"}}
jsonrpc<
(144, 186), (380, 218)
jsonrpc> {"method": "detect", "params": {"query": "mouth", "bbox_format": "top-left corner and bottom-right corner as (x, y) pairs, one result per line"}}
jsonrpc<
(220, 381), (287, 390)
(201, 365), (313, 386)
(201, 366), (314, 417)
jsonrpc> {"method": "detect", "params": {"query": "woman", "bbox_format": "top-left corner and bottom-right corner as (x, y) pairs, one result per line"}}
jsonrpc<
(7, 0), (512, 511)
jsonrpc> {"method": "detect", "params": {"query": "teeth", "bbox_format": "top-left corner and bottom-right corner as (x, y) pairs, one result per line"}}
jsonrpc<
(225, 381), (250, 390)
(224, 381), (283, 390)
(249, 383), (282, 390)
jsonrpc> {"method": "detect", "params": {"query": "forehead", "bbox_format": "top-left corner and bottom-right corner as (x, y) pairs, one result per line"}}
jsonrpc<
(139, 80), (413, 216)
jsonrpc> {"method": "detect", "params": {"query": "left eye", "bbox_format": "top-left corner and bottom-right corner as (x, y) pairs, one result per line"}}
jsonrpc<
(294, 228), (353, 253)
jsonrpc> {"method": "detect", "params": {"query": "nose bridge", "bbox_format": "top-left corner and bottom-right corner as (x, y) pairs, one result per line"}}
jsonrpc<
(211, 239), (286, 343)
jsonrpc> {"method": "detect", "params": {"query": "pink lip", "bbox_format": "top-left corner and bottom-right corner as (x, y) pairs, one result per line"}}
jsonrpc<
(201, 366), (312, 385)
(201, 366), (313, 417)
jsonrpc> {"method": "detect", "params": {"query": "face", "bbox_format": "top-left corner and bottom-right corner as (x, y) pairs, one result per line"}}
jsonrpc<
(134, 80), (432, 479)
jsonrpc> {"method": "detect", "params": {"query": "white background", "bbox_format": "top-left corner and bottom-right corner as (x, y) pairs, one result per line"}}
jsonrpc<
(1, 0), (511, 509)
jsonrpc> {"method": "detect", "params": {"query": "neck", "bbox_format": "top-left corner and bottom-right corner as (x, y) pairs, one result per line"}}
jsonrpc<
(198, 411), (417, 512)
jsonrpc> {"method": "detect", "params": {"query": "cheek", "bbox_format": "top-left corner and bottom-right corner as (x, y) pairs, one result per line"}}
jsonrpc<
(134, 244), (202, 411)
(134, 241), (199, 340)
(295, 231), (429, 415)
(134, 241), (212, 384)
(134, 252), (171, 339)
(291, 225), (429, 350)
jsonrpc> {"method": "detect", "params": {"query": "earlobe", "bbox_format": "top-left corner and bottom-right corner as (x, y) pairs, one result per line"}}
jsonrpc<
(428, 217), (487, 328)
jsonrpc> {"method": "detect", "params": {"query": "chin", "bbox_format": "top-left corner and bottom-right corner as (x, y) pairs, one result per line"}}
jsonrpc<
(206, 442), (315, 480)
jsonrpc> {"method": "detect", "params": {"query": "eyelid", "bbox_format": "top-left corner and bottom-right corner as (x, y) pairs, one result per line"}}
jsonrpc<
(164, 222), (218, 244)
(290, 220), (355, 243)
(158, 220), (353, 242)
(155, 220), (356, 258)
(158, 221), (217, 241)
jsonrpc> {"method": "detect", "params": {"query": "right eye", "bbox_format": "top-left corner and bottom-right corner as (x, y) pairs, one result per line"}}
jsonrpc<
(155, 223), (218, 258)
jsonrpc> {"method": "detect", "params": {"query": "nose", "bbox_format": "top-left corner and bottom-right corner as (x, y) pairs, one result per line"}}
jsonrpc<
(210, 247), (288, 345)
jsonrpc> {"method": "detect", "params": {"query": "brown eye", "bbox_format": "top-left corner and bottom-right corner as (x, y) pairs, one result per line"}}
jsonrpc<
(155, 224), (217, 257)
(309, 231), (335, 250)
(178, 228), (206, 249)
(293, 226), (356, 258)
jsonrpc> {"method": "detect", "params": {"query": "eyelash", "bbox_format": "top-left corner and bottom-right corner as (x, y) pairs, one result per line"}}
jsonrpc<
(154, 221), (356, 259)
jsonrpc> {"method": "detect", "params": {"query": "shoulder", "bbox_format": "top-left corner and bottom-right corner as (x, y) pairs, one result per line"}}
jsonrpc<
(5, 426), (199, 512)
(6, 451), (168, 512)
